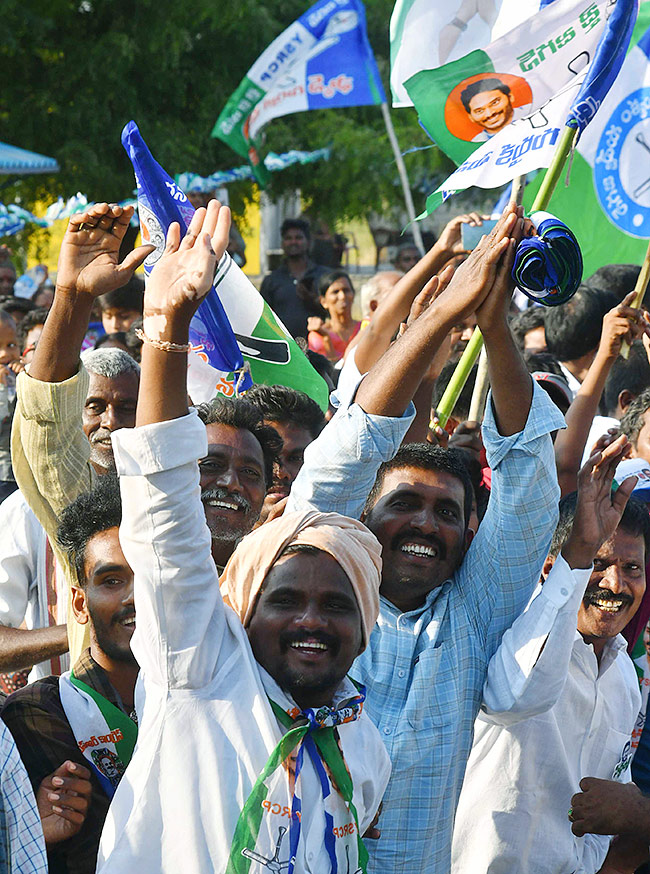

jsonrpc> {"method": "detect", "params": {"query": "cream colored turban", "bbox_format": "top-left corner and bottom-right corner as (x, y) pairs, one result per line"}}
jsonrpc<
(220, 510), (382, 650)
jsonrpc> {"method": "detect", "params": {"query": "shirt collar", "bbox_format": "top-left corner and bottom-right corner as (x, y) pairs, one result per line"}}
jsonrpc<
(72, 647), (130, 714)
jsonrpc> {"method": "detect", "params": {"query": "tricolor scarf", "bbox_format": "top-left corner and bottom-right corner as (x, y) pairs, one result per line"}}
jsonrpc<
(59, 670), (137, 798)
(226, 679), (368, 874)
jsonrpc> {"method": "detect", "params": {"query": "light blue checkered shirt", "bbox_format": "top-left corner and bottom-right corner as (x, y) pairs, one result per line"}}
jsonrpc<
(288, 381), (564, 873)
(0, 721), (47, 873)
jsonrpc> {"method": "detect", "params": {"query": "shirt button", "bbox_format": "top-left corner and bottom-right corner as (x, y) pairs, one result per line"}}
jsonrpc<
(398, 669), (406, 678)
(560, 588), (569, 596)
(383, 726), (392, 735)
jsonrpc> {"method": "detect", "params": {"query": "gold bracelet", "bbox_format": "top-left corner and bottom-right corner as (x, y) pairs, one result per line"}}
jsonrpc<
(134, 327), (191, 353)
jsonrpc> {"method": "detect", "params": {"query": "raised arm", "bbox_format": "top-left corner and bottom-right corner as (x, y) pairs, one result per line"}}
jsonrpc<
(482, 436), (635, 721)
(111, 202), (237, 689)
(554, 292), (649, 496)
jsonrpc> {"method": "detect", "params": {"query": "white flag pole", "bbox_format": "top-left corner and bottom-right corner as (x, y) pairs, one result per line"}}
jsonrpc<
(381, 101), (425, 256)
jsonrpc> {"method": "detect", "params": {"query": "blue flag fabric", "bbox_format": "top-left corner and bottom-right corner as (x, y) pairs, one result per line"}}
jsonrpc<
(566, 0), (637, 134)
(121, 122), (251, 389)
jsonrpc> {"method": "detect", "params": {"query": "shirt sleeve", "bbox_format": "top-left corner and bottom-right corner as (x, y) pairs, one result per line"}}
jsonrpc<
(11, 367), (97, 662)
(286, 386), (416, 520)
(112, 411), (234, 690)
(0, 494), (36, 627)
(481, 554), (592, 722)
(456, 380), (565, 658)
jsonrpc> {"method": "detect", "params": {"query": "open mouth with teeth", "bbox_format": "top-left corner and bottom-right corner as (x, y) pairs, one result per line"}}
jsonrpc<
(119, 616), (136, 629)
(399, 542), (439, 560)
(586, 597), (627, 613)
(206, 499), (243, 512)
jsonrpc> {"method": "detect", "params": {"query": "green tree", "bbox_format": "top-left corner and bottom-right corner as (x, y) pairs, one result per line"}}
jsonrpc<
(1, 0), (450, 230)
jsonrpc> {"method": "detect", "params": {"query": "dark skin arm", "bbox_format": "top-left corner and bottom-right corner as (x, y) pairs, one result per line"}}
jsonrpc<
(355, 203), (528, 435)
(0, 624), (67, 672)
(29, 203), (152, 384)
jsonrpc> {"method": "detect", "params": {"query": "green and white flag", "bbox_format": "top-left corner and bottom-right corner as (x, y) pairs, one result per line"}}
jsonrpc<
(404, 0), (611, 166)
(390, 0), (539, 106)
(524, 5), (650, 275)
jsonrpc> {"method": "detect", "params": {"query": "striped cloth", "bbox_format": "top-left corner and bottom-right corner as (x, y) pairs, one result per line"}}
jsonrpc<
(0, 721), (47, 873)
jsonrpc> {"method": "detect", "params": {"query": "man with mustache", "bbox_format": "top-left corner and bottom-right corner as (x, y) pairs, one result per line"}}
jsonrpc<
(452, 435), (648, 874)
(10, 203), (277, 665)
(286, 202), (566, 872)
(245, 384), (325, 525)
(2, 474), (137, 874)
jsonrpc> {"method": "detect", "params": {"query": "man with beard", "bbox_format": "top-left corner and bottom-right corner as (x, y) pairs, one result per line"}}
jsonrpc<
(286, 202), (566, 872)
(0, 347), (139, 689)
(452, 436), (648, 874)
(245, 384), (325, 525)
(11, 203), (276, 664)
(2, 474), (137, 874)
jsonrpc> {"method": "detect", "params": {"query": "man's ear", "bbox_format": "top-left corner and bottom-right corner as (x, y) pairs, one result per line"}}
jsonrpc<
(369, 300), (378, 313)
(464, 527), (475, 553)
(70, 585), (89, 625)
(542, 554), (556, 581)
(619, 389), (634, 413)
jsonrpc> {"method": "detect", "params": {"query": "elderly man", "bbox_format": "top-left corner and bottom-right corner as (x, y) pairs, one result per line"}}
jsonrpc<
(96, 202), (389, 873)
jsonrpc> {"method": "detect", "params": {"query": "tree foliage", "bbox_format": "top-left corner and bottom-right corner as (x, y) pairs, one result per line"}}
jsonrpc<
(2, 0), (452, 228)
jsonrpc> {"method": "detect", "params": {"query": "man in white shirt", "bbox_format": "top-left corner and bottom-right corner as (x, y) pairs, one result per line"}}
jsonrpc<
(96, 201), (390, 873)
(452, 437), (648, 874)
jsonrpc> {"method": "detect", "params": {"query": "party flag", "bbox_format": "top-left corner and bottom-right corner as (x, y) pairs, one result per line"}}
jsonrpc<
(405, 0), (613, 167)
(390, 0), (540, 108)
(417, 0), (637, 215)
(523, 6), (650, 275)
(121, 122), (329, 410)
(211, 0), (384, 185)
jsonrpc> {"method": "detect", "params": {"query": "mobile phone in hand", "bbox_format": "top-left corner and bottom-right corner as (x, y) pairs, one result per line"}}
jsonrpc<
(461, 219), (497, 252)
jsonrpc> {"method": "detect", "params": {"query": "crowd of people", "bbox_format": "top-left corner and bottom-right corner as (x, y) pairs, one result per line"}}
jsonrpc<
(0, 197), (649, 874)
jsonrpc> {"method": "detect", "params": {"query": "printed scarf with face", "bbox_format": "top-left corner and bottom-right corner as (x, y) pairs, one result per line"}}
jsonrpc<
(226, 680), (368, 874)
(59, 670), (137, 798)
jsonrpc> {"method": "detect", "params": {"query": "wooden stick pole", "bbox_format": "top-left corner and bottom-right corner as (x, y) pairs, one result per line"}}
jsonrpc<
(621, 238), (650, 359)
(381, 102), (425, 256)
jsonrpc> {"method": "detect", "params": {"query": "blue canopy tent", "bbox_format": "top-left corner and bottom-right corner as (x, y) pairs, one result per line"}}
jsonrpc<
(0, 142), (59, 175)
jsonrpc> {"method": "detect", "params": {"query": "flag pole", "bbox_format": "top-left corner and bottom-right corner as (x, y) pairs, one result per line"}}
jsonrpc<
(381, 101), (425, 255)
(620, 238), (650, 359)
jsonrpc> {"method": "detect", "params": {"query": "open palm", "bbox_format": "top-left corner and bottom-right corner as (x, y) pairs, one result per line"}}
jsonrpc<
(56, 203), (153, 298)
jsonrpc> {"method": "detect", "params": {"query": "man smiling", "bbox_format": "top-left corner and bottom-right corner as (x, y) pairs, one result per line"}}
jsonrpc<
(460, 77), (530, 142)
(96, 202), (390, 873)
(2, 475), (138, 874)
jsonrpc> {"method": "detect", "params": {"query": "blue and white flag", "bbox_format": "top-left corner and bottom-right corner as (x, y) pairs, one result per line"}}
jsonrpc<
(122, 122), (329, 409)
(212, 0), (385, 185)
(122, 121), (251, 389)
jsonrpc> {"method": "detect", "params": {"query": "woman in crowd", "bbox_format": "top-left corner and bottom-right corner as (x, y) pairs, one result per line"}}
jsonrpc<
(308, 270), (361, 363)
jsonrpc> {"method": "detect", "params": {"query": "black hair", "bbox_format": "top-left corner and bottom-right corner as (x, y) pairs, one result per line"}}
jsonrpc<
(306, 348), (338, 390)
(510, 307), (546, 353)
(318, 270), (355, 299)
(194, 395), (282, 487)
(98, 276), (144, 313)
(432, 360), (477, 423)
(588, 264), (641, 303)
(16, 306), (48, 354)
(0, 296), (33, 318)
(57, 474), (122, 587)
(549, 491), (650, 558)
(244, 384), (325, 439)
(94, 332), (129, 351)
(460, 77), (511, 113)
(0, 310), (16, 333)
(125, 317), (143, 363)
(280, 218), (310, 241)
(545, 286), (616, 361)
(619, 387), (650, 447)
(603, 341), (650, 417)
(364, 443), (474, 528)
(523, 351), (564, 378)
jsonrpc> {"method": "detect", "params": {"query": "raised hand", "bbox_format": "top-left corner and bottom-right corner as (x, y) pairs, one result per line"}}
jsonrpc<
(36, 760), (92, 846)
(436, 212), (488, 257)
(598, 291), (650, 362)
(474, 204), (524, 335)
(561, 434), (637, 569)
(56, 203), (154, 298)
(144, 200), (231, 322)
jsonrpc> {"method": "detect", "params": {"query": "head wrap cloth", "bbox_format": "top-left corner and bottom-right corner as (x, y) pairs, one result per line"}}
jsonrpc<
(220, 510), (381, 650)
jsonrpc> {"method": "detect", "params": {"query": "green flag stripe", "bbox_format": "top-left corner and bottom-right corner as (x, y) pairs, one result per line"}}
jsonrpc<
(70, 673), (138, 765)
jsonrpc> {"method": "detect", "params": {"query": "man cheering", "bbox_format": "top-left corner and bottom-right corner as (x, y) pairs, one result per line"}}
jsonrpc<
(96, 201), (390, 873)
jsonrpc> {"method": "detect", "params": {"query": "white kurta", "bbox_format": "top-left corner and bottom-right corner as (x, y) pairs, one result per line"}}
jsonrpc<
(98, 411), (390, 874)
(452, 555), (641, 874)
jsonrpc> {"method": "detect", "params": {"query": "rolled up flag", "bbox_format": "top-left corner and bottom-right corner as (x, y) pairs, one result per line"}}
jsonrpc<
(615, 457), (650, 503)
(512, 211), (583, 306)
(121, 122), (329, 410)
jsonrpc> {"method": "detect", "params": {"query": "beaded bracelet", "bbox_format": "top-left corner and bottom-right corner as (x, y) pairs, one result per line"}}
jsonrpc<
(134, 327), (191, 353)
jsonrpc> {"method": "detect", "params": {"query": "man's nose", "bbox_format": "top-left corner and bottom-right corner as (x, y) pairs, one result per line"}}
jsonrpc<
(274, 460), (291, 483)
(296, 600), (325, 629)
(410, 507), (438, 535)
(123, 579), (135, 606)
(599, 564), (626, 594)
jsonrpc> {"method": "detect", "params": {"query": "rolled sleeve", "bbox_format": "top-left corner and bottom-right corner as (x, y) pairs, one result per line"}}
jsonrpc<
(287, 398), (416, 519)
